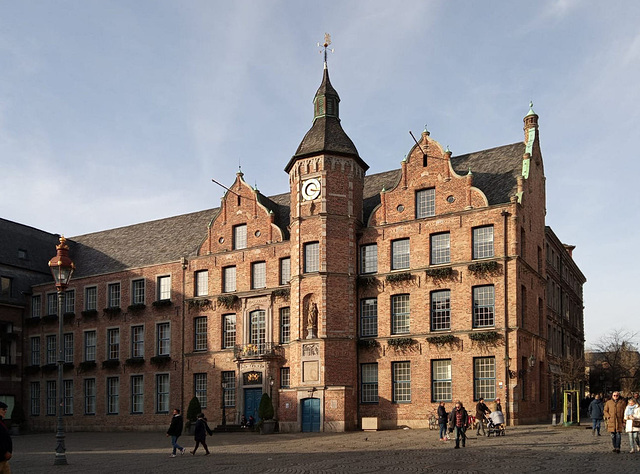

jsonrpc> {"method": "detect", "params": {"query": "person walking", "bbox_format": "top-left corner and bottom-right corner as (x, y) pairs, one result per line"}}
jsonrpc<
(191, 413), (213, 455)
(437, 402), (448, 441)
(166, 408), (186, 458)
(448, 401), (469, 449)
(494, 398), (502, 413)
(475, 398), (491, 436)
(604, 391), (626, 453)
(0, 402), (12, 474)
(588, 394), (604, 436)
(624, 398), (640, 453)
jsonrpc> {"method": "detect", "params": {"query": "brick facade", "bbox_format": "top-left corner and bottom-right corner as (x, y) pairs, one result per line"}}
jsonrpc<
(16, 66), (585, 432)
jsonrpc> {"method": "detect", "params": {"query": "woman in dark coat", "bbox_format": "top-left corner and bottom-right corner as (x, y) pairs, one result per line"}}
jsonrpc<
(191, 413), (213, 455)
(437, 402), (449, 441)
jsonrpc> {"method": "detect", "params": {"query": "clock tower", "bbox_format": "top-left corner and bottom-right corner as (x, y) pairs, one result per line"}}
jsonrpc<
(283, 42), (369, 431)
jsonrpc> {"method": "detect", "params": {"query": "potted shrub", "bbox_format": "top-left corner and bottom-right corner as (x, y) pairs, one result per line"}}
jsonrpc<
(185, 396), (201, 435)
(258, 393), (276, 434)
(9, 401), (25, 435)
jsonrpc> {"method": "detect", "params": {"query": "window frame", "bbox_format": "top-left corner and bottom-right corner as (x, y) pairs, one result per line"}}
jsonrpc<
(233, 224), (247, 250)
(473, 285), (495, 328)
(430, 232), (451, 265)
(360, 244), (378, 274)
(222, 266), (236, 293)
(392, 361), (411, 403)
(304, 242), (320, 273)
(107, 376), (119, 415)
(280, 367), (290, 388)
(131, 375), (144, 414)
(416, 188), (436, 219)
(280, 307), (291, 344)
(473, 357), (496, 401)
(391, 239), (410, 270)
(360, 298), (378, 337)
(279, 257), (291, 285)
(157, 275), (171, 301)
(472, 225), (494, 260)
(156, 322), (170, 356)
(84, 330), (97, 362)
(360, 363), (379, 404)
(107, 328), (120, 360)
(391, 294), (410, 335)
(431, 359), (452, 402)
(430, 289), (451, 331)
(194, 373), (207, 409)
(85, 286), (97, 311)
(251, 261), (266, 289)
(131, 279), (145, 305)
(222, 314), (236, 349)
(195, 270), (209, 297)
(155, 373), (170, 413)
(131, 325), (144, 358)
(84, 378), (96, 415)
(107, 282), (121, 308)
(194, 316), (208, 352)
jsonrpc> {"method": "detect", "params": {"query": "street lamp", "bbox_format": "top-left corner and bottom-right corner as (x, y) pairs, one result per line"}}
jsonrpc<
(48, 236), (75, 466)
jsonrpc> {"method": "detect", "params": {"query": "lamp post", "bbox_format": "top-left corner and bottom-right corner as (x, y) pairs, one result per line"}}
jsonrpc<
(48, 236), (75, 466)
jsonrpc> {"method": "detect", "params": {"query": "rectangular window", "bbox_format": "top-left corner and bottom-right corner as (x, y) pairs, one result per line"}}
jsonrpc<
(251, 261), (266, 289)
(250, 310), (266, 346)
(84, 331), (96, 362)
(132, 279), (145, 305)
(131, 375), (144, 414)
(31, 295), (41, 318)
(85, 286), (97, 311)
(360, 244), (378, 274)
(473, 285), (495, 328)
(430, 290), (451, 331)
(360, 298), (378, 337)
(194, 373), (207, 409)
(64, 289), (75, 314)
(194, 317), (208, 351)
(280, 307), (291, 344)
(223, 266), (236, 293)
(64, 333), (74, 363)
(84, 378), (96, 415)
(64, 380), (73, 415)
(391, 294), (410, 335)
(47, 293), (57, 316)
(46, 380), (56, 416)
(222, 371), (236, 407)
(156, 322), (170, 356)
(107, 328), (120, 360)
(233, 224), (247, 250)
(46, 334), (57, 364)
(279, 257), (291, 285)
(157, 276), (171, 301)
(361, 363), (379, 403)
(223, 314), (236, 349)
(156, 374), (170, 413)
(416, 188), (435, 218)
(474, 357), (496, 400)
(304, 242), (319, 273)
(0, 276), (11, 297)
(107, 283), (121, 308)
(31, 336), (41, 366)
(131, 325), (144, 358)
(195, 270), (209, 296)
(392, 361), (411, 403)
(30, 382), (40, 416)
(430, 232), (450, 265)
(472, 226), (494, 259)
(431, 359), (452, 402)
(391, 239), (410, 270)
(280, 367), (290, 388)
(107, 377), (119, 414)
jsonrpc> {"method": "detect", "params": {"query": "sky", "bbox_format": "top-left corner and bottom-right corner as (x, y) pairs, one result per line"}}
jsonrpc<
(1, 1), (639, 347)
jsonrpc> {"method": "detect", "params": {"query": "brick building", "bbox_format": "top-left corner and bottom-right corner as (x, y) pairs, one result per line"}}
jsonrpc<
(14, 60), (585, 432)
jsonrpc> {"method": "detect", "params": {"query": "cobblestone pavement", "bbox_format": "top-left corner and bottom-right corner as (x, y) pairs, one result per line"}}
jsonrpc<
(9, 424), (640, 473)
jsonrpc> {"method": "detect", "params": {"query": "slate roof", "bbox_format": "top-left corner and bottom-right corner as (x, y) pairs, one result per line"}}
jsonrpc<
(0, 218), (60, 275)
(450, 142), (525, 205)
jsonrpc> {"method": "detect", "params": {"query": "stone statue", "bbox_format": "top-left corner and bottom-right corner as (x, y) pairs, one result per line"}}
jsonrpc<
(306, 302), (318, 339)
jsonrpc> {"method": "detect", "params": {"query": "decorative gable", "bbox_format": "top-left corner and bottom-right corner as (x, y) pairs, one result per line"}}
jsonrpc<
(199, 172), (285, 255)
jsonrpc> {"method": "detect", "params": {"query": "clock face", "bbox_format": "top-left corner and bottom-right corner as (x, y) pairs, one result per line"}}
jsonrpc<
(302, 178), (321, 201)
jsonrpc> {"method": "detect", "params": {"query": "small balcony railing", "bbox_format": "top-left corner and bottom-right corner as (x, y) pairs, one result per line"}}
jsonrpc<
(234, 342), (279, 360)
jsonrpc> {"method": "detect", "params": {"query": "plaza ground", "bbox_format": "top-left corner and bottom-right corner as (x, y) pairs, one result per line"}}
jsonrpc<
(9, 422), (639, 473)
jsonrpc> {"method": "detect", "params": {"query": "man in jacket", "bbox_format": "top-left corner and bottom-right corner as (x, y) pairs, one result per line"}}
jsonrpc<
(604, 391), (626, 453)
(448, 401), (469, 449)
(0, 402), (12, 474)
(166, 408), (186, 458)
(587, 394), (604, 436)
(475, 398), (491, 436)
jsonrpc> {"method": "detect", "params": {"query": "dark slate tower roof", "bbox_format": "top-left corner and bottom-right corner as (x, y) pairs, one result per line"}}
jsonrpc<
(285, 66), (368, 172)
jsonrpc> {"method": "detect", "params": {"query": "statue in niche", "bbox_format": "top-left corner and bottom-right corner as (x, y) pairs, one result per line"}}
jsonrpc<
(306, 302), (318, 339)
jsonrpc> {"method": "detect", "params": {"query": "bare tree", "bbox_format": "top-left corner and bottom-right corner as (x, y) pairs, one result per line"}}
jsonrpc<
(589, 329), (640, 394)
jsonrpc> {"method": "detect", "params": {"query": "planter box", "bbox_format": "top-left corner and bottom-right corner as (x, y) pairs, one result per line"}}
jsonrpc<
(362, 417), (379, 431)
(260, 419), (277, 434)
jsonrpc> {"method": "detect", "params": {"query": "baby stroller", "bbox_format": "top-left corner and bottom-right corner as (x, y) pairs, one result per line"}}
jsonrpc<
(486, 411), (506, 436)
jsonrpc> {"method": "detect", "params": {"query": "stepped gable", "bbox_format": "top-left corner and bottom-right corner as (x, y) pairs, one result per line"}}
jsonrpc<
(450, 142), (525, 205)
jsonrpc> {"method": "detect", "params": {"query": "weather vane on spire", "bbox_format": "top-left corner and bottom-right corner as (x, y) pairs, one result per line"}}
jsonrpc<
(318, 33), (334, 66)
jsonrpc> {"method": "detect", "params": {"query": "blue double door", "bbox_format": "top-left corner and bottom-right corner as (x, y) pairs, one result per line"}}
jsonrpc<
(301, 398), (320, 432)
(244, 388), (262, 422)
